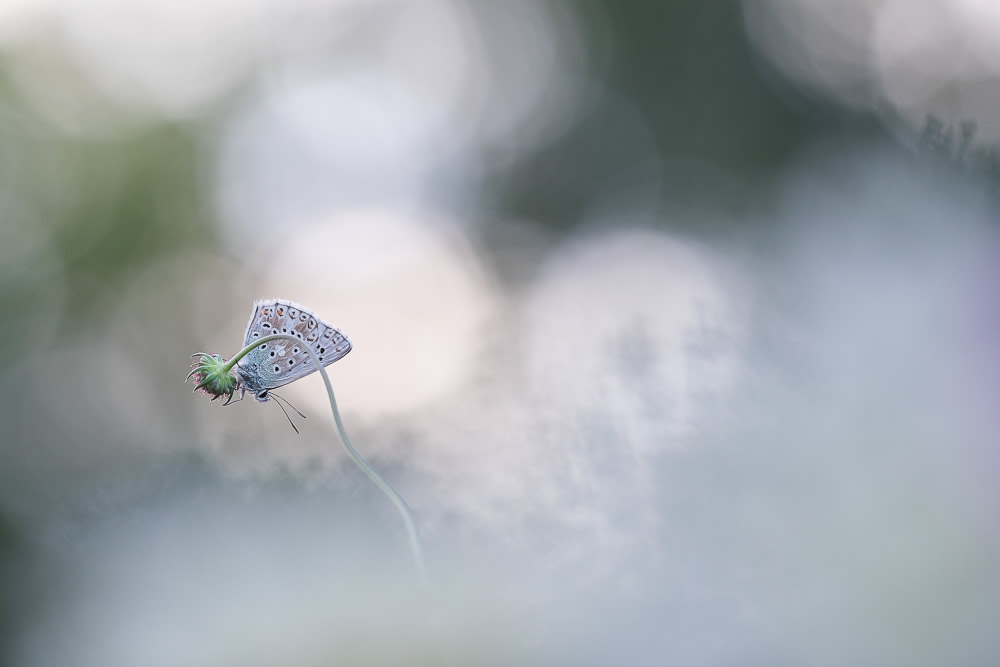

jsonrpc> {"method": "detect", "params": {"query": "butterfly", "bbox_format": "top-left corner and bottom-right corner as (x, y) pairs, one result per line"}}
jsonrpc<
(230, 299), (352, 430)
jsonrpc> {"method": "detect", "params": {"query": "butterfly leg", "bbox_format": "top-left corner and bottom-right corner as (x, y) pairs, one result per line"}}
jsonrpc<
(223, 388), (246, 406)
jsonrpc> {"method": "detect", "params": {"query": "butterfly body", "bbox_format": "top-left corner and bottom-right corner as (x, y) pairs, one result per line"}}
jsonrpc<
(234, 298), (352, 402)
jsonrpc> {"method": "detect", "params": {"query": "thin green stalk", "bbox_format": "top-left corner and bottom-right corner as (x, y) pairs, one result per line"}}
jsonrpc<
(226, 334), (426, 584)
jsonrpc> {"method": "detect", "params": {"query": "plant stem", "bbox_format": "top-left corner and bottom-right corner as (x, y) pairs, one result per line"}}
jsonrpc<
(225, 334), (426, 584)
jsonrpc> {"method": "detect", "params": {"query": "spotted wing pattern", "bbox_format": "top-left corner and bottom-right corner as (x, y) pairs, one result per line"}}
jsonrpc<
(238, 298), (352, 392)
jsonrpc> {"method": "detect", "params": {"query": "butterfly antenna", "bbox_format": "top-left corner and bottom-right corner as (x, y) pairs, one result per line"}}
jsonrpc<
(271, 396), (300, 434)
(271, 392), (307, 419)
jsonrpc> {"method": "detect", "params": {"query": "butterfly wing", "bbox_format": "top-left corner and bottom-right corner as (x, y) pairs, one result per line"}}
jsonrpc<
(238, 298), (352, 391)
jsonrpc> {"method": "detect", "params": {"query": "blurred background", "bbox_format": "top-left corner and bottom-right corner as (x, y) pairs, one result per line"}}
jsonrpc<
(1, 1), (999, 665)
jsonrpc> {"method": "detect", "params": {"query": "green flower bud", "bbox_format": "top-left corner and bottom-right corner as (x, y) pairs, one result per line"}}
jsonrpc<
(186, 352), (238, 403)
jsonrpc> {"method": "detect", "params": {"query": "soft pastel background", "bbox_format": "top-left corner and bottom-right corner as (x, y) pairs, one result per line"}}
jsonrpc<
(1, 2), (999, 665)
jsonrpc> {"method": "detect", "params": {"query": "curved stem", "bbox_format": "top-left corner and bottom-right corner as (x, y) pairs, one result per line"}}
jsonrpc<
(226, 334), (426, 585)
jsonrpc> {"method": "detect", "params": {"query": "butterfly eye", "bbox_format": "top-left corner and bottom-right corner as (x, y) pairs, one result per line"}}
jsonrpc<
(292, 346), (299, 354)
(282, 328), (287, 333)
(273, 365), (280, 372)
(300, 313), (307, 322)
(288, 359), (294, 366)
(307, 318), (316, 328)
(252, 331), (259, 337)
(262, 322), (270, 329)
(277, 308), (284, 316)
(320, 347), (325, 354)
(260, 344), (267, 349)
(269, 351), (275, 357)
